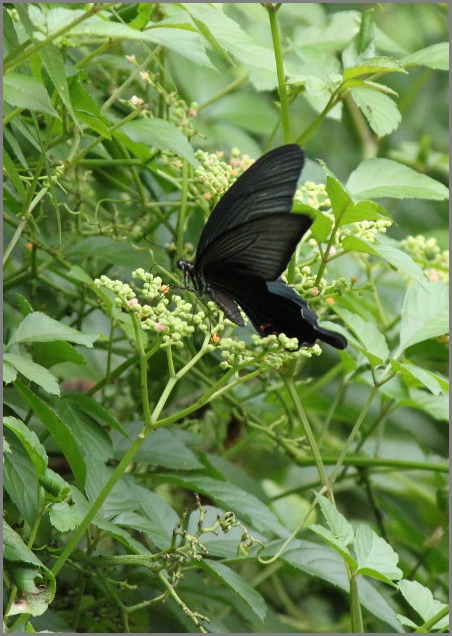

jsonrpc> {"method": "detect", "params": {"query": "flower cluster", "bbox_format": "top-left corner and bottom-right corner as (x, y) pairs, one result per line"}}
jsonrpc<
(295, 181), (331, 211)
(218, 333), (321, 370)
(95, 270), (204, 348)
(351, 218), (393, 243)
(292, 265), (349, 304)
(194, 148), (254, 198)
(401, 235), (449, 283)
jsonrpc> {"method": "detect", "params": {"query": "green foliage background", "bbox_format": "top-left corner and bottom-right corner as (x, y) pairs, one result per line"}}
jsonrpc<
(3, 3), (449, 634)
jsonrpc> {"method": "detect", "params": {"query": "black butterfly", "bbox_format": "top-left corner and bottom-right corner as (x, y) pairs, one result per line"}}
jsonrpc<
(177, 144), (347, 350)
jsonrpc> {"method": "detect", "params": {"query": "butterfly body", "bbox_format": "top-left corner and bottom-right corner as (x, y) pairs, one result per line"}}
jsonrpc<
(177, 145), (347, 350)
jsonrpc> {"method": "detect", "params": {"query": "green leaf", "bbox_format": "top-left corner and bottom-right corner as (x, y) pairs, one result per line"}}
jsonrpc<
(4, 521), (56, 617)
(333, 307), (390, 365)
(119, 483), (179, 549)
(68, 79), (112, 138)
(32, 341), (85, 368)
(4, 353), (60, 395)
(181, 5), (235, 65)
(342, 200), (391, 224)
(404, 388), (449, 422)
(344, 56), (407, 80)
(71, 487), (152, 555)
(7, 311), (98, 348)
(350, 87), (401, 137)
(4, 73), (59, 118)
(4, 148), (26, 197)
(143, 25), (215, 68)
(84, 459), (137, 518)
(390, 360), (443, 396)
(120, 118), (197, 166)
(38, 44), (76, 121)
(398, 580), (449, 629)
(4, 433), (40, 527)
(14, 382), (86, 489)
(341, 236), (426, 282)
(309, 210), (334, 242)
(402, 42), (449, 71)
(113, 426), (202, 469)
(282, 540), (403, 631)
(33, 6), (213, 68)
(65, 393), (129, 438)
(55, 399), (113, 463)
(174, 3), (277, 89)
(326, 175), (353, 222)
(310, 495), (355, 565)
(49, 502), (82, 532)
(4, 416), (47, 476)
(399, 282), (449, 352)
(310, 524), (355, 566)
(354, 525), (403, 584)
(347, 158), (449, 200)
(3, 9), (20, 55)
(202, 560), (267, 622)
(287, 49), (343, 95)
(316, 494), (354, 546)
(67, 264), (95, 284)
(3, 359), (17, 384)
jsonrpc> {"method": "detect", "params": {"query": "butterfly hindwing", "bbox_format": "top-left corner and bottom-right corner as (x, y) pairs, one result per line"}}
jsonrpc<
(211, 276), (347, 349)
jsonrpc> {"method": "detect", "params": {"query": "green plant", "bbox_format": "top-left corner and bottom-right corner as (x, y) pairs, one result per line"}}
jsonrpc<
(3, 3), (449, 633)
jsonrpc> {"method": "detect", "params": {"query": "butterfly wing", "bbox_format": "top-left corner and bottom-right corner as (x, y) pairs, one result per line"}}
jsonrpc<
(197, 213), (312, 281)
(196, 145), (305, 257)
(210, 276), (347, 349)
(265, 280), (348, 349)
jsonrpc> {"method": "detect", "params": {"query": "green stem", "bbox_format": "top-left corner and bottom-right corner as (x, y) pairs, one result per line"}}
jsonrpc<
(132, 313), (154, 431)
(416, 605), (449, 633)
(267, 4), (291, 143)
(349, 572), (364, 633)
(50, 432), (146, 576)
(277, 455), (449, 474)
(285, 377), (332, 498)
(155, 364), (239, 427)
(329, 386), (379, 486)
(158, 571), (209, 633)
(296, 93), (338, 146)
(177, 160), (189, 255)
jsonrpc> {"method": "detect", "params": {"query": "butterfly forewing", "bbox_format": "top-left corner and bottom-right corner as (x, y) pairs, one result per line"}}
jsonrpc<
(196, 213), (312, 281)
(196, 145), (305, 257)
